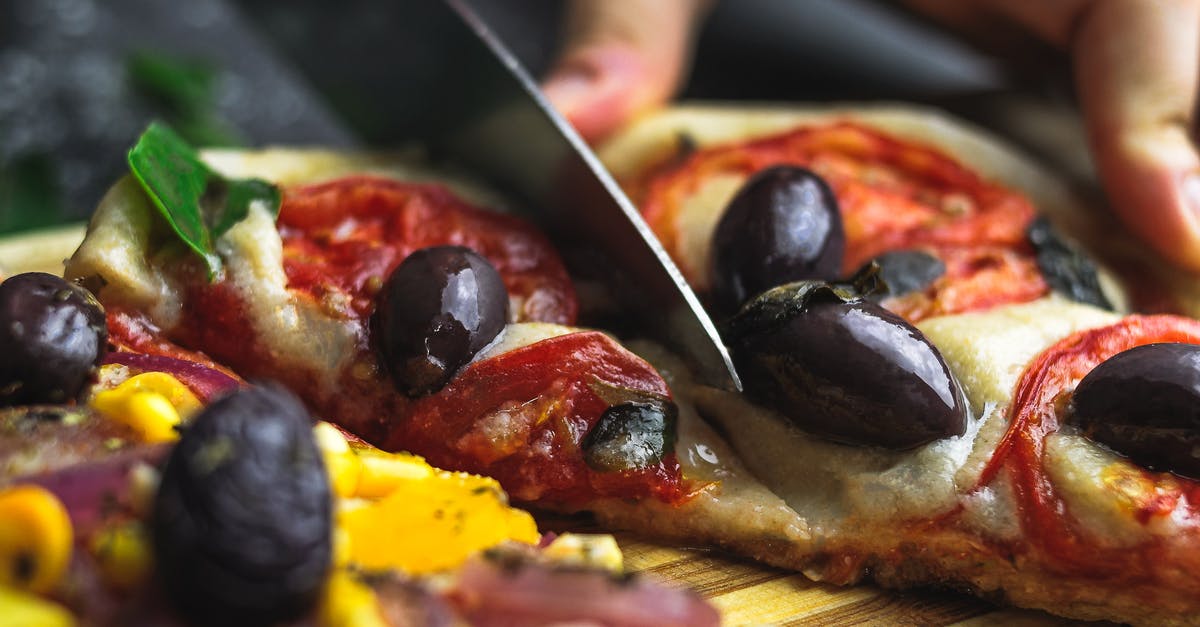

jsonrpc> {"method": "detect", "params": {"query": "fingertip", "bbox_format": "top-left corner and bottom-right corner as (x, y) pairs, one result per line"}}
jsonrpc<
(541, 45), (665, 143)
(1095, 133), (1200, 272)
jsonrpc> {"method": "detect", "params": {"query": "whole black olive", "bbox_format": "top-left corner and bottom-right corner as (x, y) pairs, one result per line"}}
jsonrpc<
(153, 385), (331, 626)
(861, 250), (946, 301)
(372, 246), (509, 397)
(582, 401), (678, 472)
(725, 282), (967, 450)
(0, 272), (107, 406)
(711, 166), (845, 315)
(1069, 343), (1200, 478)
(1027, 216), (1113, 310)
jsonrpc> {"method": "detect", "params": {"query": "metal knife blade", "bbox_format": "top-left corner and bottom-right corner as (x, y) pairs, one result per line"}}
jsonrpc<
(241, 0), (739, 391)
(433, 0), (739, 391)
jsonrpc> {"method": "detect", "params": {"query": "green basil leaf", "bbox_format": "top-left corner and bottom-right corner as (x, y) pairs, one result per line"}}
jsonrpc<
(127, 122), (279, 279)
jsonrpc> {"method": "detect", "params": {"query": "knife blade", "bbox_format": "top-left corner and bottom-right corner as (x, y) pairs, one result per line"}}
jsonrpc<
(251, 0), (739, 390)
(432, 0), (739, 391)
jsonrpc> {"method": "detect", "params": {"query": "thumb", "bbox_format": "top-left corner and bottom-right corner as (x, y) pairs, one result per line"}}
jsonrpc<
(1072, 0), (1200, 272)
(541, 0), (710, 143)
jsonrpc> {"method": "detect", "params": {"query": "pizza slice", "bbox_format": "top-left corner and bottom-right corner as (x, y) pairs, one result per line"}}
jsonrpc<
(0, 271), (718, 626)
(59, 118), (1200, 625)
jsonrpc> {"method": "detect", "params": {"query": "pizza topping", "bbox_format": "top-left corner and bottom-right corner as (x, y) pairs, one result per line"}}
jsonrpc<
(726, 277), (966, 449)
(279, 176), (577, 325)
(90, 371), (202, 443)
(0, 484), (73, 595)
(1027, 216), (1113, 311)
(582, 400), (679, 472)
(102, 351), (240, 403)
(710, 166), (844, 315)
(453, 551), (720, 627)
(388, 331), (691, 505)
(153, 385), (331, 625)
(0, 273), (108, 407)
(371, 246), (509, 397)
(861, 250), (946, 301)
(1068, 342), (1200, 479)
(127, 122), (281, 279)
(633, 122), (1049, 322)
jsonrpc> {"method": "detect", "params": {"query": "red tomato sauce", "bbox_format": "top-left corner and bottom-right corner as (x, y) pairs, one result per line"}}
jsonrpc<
(278, 176), (577, 325)
(386, 331), (691, 506)
(633, 123), (1047, 322)
(121, 177), (687, 504)
(976, 315), (1200, 576)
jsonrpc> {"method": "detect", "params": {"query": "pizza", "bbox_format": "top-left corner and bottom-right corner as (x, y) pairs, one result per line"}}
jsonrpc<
(0, 274), (720, 626)
(9, 102), (1200, 626)
(588, 104), (1200, 625)
(0, 130), (720, 625)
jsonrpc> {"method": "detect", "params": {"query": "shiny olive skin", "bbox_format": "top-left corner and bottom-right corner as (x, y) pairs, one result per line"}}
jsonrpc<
(153, 385), (331, 626)
(864, 250), (946, 301)
(1070, 343), (1200, 478)
(0, 273), (107, 406)
(582, 401), (678, 472)
(711, 166), (845, 315)
(727, 288), (967, 450)
(372, 246), (509, 397)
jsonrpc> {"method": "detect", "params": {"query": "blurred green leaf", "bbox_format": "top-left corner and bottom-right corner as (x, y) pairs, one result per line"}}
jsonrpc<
(126, 50), (243, 147)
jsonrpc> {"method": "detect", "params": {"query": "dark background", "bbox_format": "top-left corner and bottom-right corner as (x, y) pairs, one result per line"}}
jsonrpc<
(0, 0), (1047, 235)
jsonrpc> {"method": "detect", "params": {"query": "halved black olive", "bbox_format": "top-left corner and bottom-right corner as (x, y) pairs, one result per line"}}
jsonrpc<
(1069, 343), (1200, 478)
(0, 272), (108, 406)
(153, 385), (331, 626)
(372, 246), (509, 397)
(861, 250), (946, 301)
(1027, 216), (1113, 310)
(711, 166), (845, 315)
(582, 401), (678, 472)
(725, 280), (967, 450)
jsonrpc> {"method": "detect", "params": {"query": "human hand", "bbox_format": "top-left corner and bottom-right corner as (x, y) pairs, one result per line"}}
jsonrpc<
(540, 0), (711, 143)
(906, 0), (1200, 272)
(542, 0), (1200, 273)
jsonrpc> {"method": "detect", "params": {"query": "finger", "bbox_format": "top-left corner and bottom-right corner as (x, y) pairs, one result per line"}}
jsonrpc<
(541, 0), (710, 143)
(1072, 0), (1200, 271)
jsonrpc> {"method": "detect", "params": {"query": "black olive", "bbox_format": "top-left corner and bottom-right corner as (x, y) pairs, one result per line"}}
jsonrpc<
(153, 385), (331, 626)
(1069, 343), (1200, 478)
(582, 401), (678, 472)
(711, 166), (845, 315)
(1027, 216), (1113, 310)
(0, 272), (107, 406)
(725, 281), (968, 450)
(861, 250), (946, 301)
(372, 246), (509, 397)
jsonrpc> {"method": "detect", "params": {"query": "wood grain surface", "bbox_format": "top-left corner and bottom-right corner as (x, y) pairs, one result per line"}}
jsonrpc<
(0, 227), (1102, 626)
(537, 514), (1097, 627)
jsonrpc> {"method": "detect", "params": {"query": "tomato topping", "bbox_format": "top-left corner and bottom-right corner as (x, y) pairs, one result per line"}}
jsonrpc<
(385, 331), (690, 506)
(633, 123), (1047, 321)
(278, 176), (577, 325)
(978, 315), (1200, 575)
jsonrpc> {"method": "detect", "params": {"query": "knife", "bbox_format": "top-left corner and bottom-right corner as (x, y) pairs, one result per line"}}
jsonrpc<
(251, 0), (739, 390)
(434, 0), (740, 391)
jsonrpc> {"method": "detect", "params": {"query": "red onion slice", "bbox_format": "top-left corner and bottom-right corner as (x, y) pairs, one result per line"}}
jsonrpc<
(104, 352), (241, 401)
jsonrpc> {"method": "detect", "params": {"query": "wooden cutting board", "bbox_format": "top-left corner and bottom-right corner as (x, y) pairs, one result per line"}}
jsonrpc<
(0, 226), (1095, 626)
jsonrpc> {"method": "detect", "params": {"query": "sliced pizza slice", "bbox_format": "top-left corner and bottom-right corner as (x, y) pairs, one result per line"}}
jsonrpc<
(600, 104), (1200, 322)
(0, 270), (718, 626)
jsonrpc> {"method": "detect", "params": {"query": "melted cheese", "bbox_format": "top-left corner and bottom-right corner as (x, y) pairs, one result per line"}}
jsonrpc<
(66, 149), (529, 396)
(692, 297), (1151, 544)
